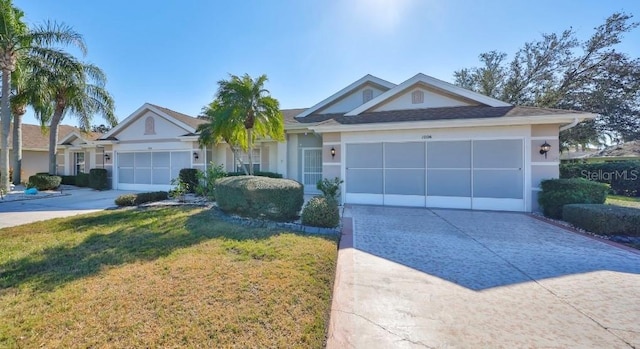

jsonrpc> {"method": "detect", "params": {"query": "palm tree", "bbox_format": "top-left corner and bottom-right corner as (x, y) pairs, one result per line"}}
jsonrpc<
(38, 61), (116, 174)
(0, 0), (86, 191)
(197, 74), (284, 175)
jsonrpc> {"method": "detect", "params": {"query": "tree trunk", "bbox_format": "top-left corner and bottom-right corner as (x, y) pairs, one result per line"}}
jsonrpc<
(48, 108), (64, 175)
(247, 127), (254, 175)
(0, 67), (11, 192)
(11, 112), (23, 184)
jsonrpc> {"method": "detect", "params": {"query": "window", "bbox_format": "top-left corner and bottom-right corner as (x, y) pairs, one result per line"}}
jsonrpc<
(144, 116), (155, 135)
(235, 148), (260, 173)
(411, 90), (424, 104)
(74, 152), (85, 175)
(362, 88), (373, 103)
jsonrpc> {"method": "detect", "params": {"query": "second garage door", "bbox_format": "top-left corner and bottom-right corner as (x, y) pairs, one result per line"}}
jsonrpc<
(116, 151), (191, 191)
(345, 140), (524, 211)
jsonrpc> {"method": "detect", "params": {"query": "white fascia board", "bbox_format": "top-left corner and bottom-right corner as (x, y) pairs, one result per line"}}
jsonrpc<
(178, 136), (200, 142)
(295, 75), (396, 118)
(102, 103), (196, 139)
(309, 113), (597, 133)
(57, 131), (83, 145)
(345, 73), (511, 116)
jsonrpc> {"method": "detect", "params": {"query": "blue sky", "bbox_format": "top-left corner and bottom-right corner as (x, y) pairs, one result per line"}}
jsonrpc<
(15, 0), (640, 127)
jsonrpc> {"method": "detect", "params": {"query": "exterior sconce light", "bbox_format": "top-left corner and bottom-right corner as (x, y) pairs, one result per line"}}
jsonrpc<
(330, 147), (336, 158)
(193, 152), (199, 160)
(104, 153), (111, 161)
(539, 141), (551, 158)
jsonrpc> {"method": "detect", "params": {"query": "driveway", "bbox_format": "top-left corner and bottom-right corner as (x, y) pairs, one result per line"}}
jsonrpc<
(0, 188), (137, 229)
(327, 206), (640, 348)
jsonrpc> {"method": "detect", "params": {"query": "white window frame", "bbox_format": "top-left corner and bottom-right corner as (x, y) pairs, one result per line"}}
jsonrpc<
(235, 148), (261, 173)
(74, 152), (85, 175)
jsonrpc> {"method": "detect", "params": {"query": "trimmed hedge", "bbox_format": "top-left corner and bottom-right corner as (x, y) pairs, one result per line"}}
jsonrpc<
(301, 196), (340, 228)
(114, 191), (169, 206)
(226, 171), (283, 178)
(179, 168), (199, 193)
(76, 172), (89, 187)
(215, 176), (303, 221)
(563, 204), (640, 237)
(89, 168), (109, 190)
(60, 175), (76, 185)
(560, 161), (640, 197)
(538, 178), (608, 219)
(27, 174), (62, 190)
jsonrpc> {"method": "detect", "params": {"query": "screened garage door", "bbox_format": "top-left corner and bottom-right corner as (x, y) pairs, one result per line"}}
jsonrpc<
(117, 151), (190, 190)
(345, 140), (524, 211)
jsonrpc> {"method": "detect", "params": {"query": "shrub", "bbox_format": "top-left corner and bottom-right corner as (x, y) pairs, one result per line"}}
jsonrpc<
(560, 161), (640, 197)
(89, 168), (109, 190)
(317, 177), (343, 201)
(196, 164), (227, 200)
(114, 191), (169, 206)
(60, 175), (76, 185)
(169, 177), (189, 202)
(27, 174), (62, 190)
(179, 168), (200, 193)
(215, 176), (303, 221)
(563, 204), (640, 237)
(226, 171), (283, 178)
(301, 196), (340, 228)
(538, 178), (608, 219)
(76, 172), (89, 187)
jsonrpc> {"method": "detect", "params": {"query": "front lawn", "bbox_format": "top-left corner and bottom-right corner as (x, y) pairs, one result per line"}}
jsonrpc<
(0, 207), (338, 348)
(607, 195), (640, 208)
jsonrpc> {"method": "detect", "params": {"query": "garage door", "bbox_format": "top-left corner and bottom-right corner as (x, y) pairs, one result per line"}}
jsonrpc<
(116, 151), (190, 190)
(345, 140), (524, 211)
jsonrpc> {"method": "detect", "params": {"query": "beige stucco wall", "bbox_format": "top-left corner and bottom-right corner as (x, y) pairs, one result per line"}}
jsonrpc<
(9, 150), (49, 180)
(115, 111), (190, 141)
(530, 124), (561, 212)
(319, 84), (387, 114)
(531, 124), (561, 137)
(374, 87), (471, 112)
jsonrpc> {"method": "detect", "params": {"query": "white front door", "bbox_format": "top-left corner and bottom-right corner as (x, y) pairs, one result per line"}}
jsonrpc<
(302, 148), (322, 193)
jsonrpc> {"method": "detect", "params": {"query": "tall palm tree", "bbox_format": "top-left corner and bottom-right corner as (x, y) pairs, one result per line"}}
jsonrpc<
(39, 61), (116, 174)
(0, 0), (86, 191)
(197, 74), (284, 175)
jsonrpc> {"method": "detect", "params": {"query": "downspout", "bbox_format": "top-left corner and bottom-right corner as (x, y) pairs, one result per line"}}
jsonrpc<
(559, 117), (580, 131)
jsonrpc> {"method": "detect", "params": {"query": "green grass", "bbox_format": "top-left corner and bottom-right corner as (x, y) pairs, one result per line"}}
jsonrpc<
(0, 207), (338, 348)
(607, 195), (640, 208)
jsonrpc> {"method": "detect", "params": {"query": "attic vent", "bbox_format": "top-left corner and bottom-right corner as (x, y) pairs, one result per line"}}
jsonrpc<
(144, 116), (156, 135)
(362, 88), (373, 103)
(412, 90), (424, 104)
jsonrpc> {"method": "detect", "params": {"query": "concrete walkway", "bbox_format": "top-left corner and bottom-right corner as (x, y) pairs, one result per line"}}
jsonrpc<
(327, 205), (640, 348)
(0, 188), (137, 229)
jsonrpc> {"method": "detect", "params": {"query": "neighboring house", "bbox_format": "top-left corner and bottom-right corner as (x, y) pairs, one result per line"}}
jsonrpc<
(4, 123), (99, 180)
(93, 73), (596, 212)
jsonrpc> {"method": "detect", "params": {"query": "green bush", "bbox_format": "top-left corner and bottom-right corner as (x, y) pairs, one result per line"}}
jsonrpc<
(179, 168), (200, 193)
(76, 172), (89, 187)
(317, 177), (343, 201)
(226, 171), (283, 178)
(538, 178), (608, 219)
(560, 161), (640, 197)
(196, 164), (227, 200)
(215, 176), (303, 221)
(301, 196), (340, 228)
(114, 191), (169, 206)
(563, 204), (640, 237)
(60, 175), (76, 185)
(27, 174), (62, 190)
(89, 168), (109, 190)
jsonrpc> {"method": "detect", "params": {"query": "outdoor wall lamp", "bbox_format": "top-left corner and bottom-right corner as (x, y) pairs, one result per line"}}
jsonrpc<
(193, 152), (199, 160)
(104, 153), (111, 161)
(539, 141), (551, 158)
(330, 147), (336, 158)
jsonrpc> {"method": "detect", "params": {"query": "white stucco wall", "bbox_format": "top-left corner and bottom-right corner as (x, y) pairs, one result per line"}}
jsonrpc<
(319, 85), (387, 114)
(373, 87), (472, 112)
(114, 111), (190, 141)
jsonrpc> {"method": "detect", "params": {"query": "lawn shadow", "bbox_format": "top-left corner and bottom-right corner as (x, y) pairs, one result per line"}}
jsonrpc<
(0, 207), (331, 293)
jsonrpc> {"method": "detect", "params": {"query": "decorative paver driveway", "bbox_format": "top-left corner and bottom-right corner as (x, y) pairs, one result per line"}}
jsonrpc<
(327, 205), (640, 348)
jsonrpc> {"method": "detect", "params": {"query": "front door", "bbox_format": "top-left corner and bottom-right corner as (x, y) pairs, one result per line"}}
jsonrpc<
(302, 148), (322, 193)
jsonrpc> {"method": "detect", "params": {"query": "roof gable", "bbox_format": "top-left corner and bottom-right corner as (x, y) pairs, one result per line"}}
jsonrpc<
(345, 73), (511, 116)
(296, 74), (396, 118)
(102, 103), (205, 140)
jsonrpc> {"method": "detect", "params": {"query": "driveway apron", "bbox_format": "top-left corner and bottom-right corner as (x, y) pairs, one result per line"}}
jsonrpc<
(327, 205), (640, 348)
